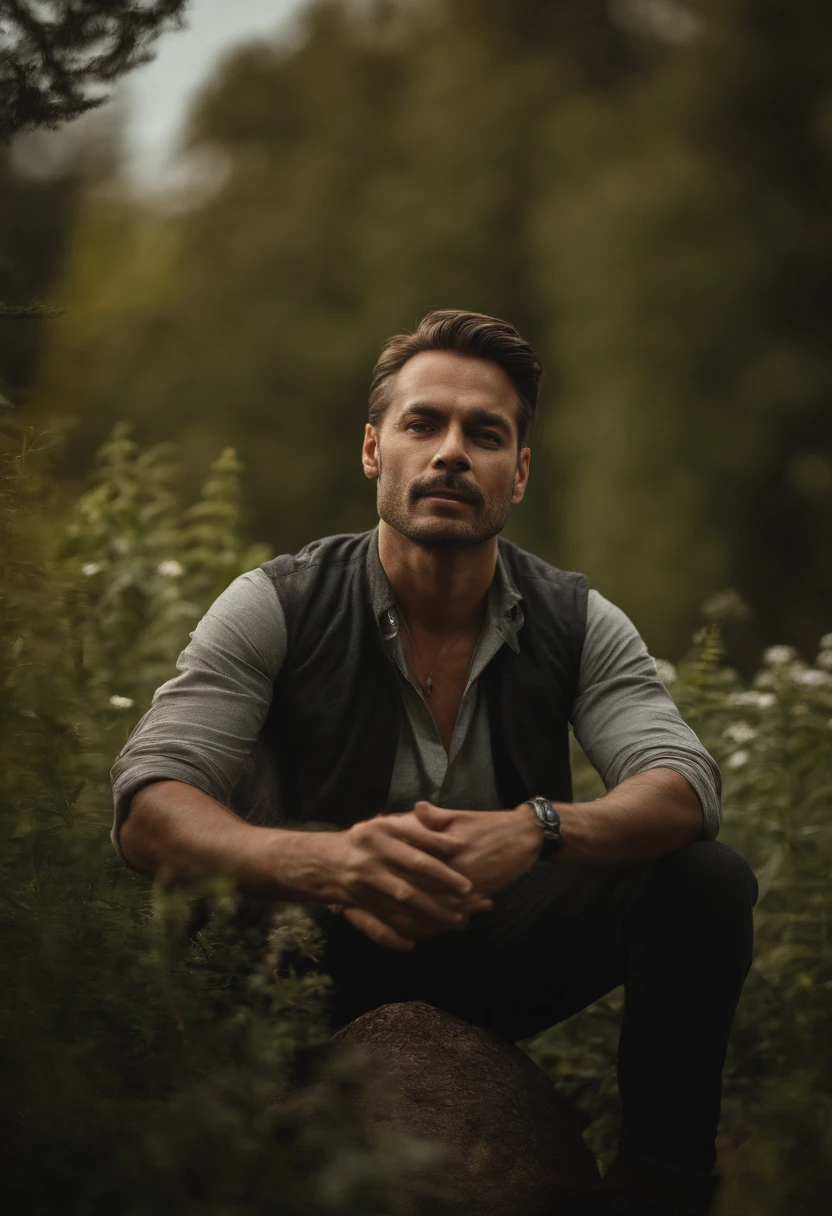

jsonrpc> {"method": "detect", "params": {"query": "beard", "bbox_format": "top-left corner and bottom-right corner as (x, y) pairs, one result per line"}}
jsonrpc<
(376, 458), (515, 550)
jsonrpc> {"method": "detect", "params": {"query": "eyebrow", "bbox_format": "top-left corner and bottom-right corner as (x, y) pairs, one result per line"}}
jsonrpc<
(399, 402), (514, 437)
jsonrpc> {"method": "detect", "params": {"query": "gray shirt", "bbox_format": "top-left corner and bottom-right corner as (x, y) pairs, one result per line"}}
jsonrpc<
(110, 546), (722, 856)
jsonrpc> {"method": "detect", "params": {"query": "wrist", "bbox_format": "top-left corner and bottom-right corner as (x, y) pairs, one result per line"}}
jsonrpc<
(255, 827), (345, 903)
(513, 802), (546, 862)
(520, 796), (564, 861)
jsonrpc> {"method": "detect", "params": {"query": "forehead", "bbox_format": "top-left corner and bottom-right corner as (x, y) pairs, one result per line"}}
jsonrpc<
(390, 350), (519, 428)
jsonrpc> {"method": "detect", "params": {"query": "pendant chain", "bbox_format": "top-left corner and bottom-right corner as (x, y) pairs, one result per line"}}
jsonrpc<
(397, 610), (465, 699)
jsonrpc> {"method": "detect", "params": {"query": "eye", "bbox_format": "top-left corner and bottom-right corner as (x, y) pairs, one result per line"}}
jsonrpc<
(473, 430), (502, 445)
(406, 421), (434, 433)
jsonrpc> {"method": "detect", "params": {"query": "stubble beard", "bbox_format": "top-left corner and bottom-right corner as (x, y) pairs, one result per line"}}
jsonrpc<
(376, 454), (515, 551)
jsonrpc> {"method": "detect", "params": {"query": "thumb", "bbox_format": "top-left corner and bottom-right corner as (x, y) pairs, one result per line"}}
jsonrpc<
(413, 801), (456, 829)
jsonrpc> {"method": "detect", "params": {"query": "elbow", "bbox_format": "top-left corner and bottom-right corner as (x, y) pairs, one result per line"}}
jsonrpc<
(119, 783), (167, 875)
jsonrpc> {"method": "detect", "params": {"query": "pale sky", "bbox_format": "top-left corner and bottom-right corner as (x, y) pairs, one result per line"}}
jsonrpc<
(120, 0), (307, 183)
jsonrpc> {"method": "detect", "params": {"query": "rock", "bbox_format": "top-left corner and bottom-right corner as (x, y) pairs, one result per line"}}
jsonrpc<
(329, 1001), (600, 1216)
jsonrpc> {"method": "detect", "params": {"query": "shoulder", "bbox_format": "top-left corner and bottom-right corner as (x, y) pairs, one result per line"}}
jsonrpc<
(581, 588), (658, 681)
(498, 539), (589, 641)
(190, 566), (288, 677)
(260, 531), (373, 578)
(197, 567), (282, 629)
(257, 530), (378, 642)
(498, 537), (589, 593)
(586, 588), (643, 636)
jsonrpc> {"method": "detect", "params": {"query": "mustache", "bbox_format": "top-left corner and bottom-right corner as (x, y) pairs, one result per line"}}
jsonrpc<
(410, 473), (484, 506)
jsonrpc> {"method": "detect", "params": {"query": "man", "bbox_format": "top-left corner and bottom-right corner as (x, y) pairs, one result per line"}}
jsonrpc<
(112, 309), (757, 1216)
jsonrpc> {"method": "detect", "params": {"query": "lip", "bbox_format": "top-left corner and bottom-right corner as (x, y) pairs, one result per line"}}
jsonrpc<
(420, 490), (476, 504)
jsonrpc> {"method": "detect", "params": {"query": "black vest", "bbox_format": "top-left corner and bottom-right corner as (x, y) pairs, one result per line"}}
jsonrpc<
(227, 530), (589, 827)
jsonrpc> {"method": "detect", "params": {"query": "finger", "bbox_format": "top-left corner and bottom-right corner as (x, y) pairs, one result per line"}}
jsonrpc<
(342, 906), (415, 953)
(356, 877), (468, 928)
(467, 896), (494, 913)
(377, 835), (473, 896)
(383, 814), (465, 858)
(356, 891), (469, 937)
(412, 801), (458, 828)
(353, 864), (466, 918)
(372, 880), (471, 924)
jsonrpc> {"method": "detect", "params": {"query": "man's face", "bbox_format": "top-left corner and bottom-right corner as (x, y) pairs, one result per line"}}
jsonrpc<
(362, 350), (530, 549)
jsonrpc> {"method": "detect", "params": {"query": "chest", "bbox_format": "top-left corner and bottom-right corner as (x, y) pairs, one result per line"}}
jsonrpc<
(400, 629), (480, 753)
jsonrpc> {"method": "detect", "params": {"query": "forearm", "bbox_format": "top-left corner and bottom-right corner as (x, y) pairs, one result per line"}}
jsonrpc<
(119, 779), (339, 903)
(553, 767), (704, 866)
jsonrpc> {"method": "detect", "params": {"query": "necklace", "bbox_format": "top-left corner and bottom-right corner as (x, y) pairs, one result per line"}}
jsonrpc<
(398, 611), (466, 699)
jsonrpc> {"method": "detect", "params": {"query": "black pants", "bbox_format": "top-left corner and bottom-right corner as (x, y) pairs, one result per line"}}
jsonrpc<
(311, 840), (758, 1174)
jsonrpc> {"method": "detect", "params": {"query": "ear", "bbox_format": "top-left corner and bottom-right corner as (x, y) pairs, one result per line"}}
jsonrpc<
(511, 446), (531, 504)
(362, 423), (380, 481)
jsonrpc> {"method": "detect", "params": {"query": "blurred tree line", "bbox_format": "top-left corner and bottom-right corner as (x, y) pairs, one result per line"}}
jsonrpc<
(4, 0), (832, 663)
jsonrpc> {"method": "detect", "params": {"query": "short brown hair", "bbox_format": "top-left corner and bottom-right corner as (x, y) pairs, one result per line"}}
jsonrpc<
(368, 309), (542, 447)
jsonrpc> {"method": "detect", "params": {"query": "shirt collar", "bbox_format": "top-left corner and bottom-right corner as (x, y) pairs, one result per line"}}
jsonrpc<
(366, 527), (524, 653)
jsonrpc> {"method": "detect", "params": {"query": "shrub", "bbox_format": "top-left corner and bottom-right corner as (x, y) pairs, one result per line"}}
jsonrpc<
(0, 414), (436, 1215)
(527, 610), (832, 1213)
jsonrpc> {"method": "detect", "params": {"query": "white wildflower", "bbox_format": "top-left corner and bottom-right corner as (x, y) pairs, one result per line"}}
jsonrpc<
(82, 562), (102, 577)
(112, 537), (131, 555)
(753, 671), (774, 688)
(728, 691), (776, 709)
(817, 650), (832, 671)
(654, 658), (677, 685)
(797, 669), (832, 687)
(724, 722), (758, 744)
(109, 695), (134, 709)
(763, 645), (798, 667)
(819, 633), (832, 650)
(728, 750), (749, 769)
(157, 560), (184, 577)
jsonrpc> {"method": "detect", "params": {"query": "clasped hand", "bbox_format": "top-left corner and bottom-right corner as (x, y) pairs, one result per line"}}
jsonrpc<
(325, 801), (542, 952)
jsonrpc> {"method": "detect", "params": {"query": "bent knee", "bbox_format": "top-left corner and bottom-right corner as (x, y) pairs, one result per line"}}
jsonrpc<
(645, 840), (759, 920)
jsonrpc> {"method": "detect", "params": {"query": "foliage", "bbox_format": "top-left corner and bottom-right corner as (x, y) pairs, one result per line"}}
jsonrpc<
(0, 0), (189, 138)
(2, 418), (830, 1211)
(0, 129), (114, 410)
(526, 608), (832, 1213)
(0, 416), (441, 1214)
(21, 0), (832, 666)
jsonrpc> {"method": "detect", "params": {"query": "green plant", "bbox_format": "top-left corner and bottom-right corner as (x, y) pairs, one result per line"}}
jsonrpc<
(526, 608), (832, 1212)
(0, 417), (439, 1214)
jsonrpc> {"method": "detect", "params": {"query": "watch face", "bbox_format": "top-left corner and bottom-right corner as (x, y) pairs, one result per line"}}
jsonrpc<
(532, 797), (562, 850)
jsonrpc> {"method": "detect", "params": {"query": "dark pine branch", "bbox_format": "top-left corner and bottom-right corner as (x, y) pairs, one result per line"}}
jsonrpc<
(0, 0), (190, 138)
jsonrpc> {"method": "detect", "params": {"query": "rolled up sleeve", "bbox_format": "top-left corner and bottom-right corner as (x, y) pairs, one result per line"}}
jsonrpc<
(571, 590), (722, 839)
(109, 568), (286, 857)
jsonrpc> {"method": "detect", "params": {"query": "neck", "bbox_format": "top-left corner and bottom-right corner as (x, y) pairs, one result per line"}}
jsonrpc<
(378, 519), (497, 634)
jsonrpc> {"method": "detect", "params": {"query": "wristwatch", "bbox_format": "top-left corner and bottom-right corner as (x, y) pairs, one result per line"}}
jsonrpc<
(526, 795), (563, 860)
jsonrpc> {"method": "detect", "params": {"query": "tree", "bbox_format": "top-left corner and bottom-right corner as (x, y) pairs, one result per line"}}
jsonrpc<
(29, 0), (633, 555)
(0, 0), (189, 139)
(537, 0), (832, 660)
(26, 0), (832, 660)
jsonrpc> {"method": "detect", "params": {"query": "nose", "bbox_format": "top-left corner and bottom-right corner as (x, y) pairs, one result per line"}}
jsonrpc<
(431, 423), (471, 472)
